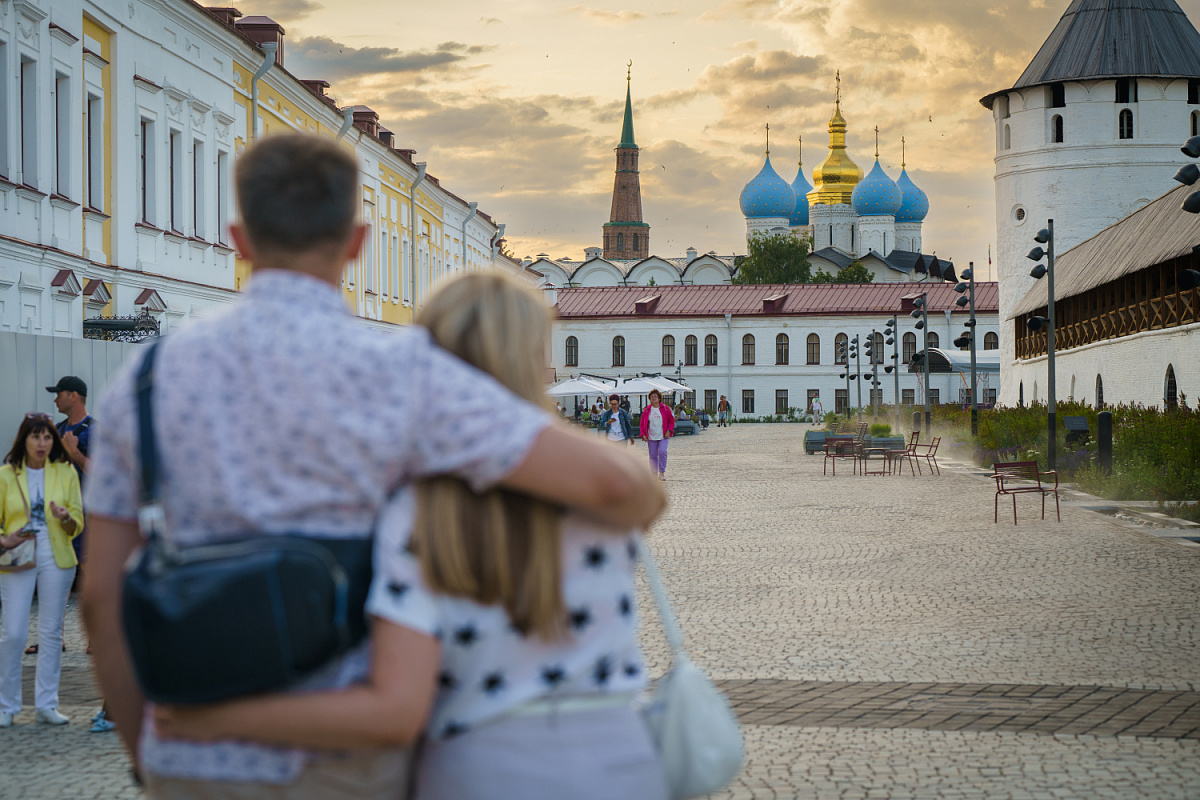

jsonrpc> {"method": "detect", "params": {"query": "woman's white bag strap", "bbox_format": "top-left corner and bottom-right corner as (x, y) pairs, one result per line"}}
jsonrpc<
(638, 537), (744, 799)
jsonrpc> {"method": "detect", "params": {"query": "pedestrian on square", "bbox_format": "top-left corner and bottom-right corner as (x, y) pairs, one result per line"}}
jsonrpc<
(599, 394), (636, 446)
(810, 396), (823, 426)
(717, 395), (730, 427)
(620, 395), (631, 413)
(154, 272), (668, 800)
(0, 413), (84, 729)
(81, 133), (666, 799)
(640, 389), (675, 481)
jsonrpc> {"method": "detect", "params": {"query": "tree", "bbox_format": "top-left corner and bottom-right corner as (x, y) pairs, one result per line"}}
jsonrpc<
(812, 260), (874, 284)
(731, 231), (812, 285)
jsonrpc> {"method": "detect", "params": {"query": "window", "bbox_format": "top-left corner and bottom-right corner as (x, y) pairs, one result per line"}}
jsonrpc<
(835, 389), (848, 415)
(834, 333), (848, 365)
(684, 335), (698, 366)
(807, 389), (820, 413)
(1051, 114), (1064, 143)
(662, 335), (675, 367)
(1193, 111), (1199, 137)
(929, 388), (940, 406)
(871, 389), (883, 406)
(1003, 124), (1011, 150)
(1119, 108), (1133, 140)
(959, 388), (973, 405)
(612, 336), (625, 367)
(776, 333), (789, 365)
(617, 232), (624, 250)
(1019, 382), (1024, 407)
(986, 389), (997, 405)
(1115, 77), (1138, 104)
(704, 335), (718, 366)
(903, 332), (917, 363)
(704, 389), (717, 413)
(807, 333), (820, 365)
(742, 334), (755, 365)
(1190, 79), (1199, 105)
(632, 233), (639, 251)
(872, 332), (884, 364)
(55, 73), (70, 197)
(169, 130), (183, 232)
(391, 233), (400, 299)
(20, 57), (37, 188)
(139, 120), (154, 223)
(775, 390), (789, 415)
(984, 332), (999, 350)
(927, 332), (939, 349)
(565, 336), (578, 367)
(1050, 82), (1066, 108)
(742, 389), (755, 414)
(683, 391), (696, 409)
(192, 140), (204, 238)
(0, 43), (7, 177)
(86, 93), (103, 208)
(1095, 375), (1104, 408)
(1165, 364), (1178, 410)
(902, 389), (915, 405)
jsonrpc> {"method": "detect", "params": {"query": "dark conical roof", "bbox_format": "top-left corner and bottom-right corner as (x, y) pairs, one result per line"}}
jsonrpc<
(620, 81), (636, 147)
(980, 0), (1200, 108)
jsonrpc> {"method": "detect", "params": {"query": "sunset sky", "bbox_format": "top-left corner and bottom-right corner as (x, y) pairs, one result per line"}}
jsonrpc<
(242, 0), (1200, 275)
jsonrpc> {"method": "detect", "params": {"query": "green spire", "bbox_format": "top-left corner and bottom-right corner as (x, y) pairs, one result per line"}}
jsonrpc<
(620, 63), (636, 147)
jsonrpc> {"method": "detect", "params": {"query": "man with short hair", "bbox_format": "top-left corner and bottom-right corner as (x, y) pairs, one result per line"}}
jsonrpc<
(599, 393), (635, 446)
(82, 134), (666, 798)
(718, 394), (730, 427)
(48, 376), (91, 476)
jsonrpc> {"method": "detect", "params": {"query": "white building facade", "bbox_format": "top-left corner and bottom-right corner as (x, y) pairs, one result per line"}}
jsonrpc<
(982, 0), (1200, 406)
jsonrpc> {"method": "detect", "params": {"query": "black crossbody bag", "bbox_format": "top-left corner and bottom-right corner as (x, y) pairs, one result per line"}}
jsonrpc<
(122, 341), (373, 704)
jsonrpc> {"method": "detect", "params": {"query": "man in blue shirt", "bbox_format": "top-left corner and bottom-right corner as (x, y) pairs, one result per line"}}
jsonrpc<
(48, 376), (92, 478)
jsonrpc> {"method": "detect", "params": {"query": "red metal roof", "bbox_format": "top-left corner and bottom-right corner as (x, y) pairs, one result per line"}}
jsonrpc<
(555, 282), (999, 319)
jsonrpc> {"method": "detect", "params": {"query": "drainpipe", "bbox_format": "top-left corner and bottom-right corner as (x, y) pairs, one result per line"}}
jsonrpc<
(460, 202), (478, 272)
(248, 43), (278, 143)
(409, 162), (427, 309)
(335, 106), (355, 141)
(725, 313), (733, 416)
(491, 223), (506, 261)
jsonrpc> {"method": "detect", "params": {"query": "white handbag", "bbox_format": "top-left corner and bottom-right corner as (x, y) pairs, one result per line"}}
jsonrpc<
(638, 538), (744, 799)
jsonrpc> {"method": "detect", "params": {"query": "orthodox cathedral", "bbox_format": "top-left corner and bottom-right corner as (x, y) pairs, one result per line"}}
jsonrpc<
(739, 75), (936, 279)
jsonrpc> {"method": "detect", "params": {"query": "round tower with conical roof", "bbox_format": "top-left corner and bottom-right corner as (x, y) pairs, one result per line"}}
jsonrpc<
(809, 72), (863, 254)
(982, 0), (1200, 405)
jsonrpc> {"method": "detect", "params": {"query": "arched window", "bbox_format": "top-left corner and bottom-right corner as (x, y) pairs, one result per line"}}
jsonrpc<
(632, 234), (639, 251)
(1003, 124), (1011, 150)
(612, 336), (625, 367)
(872, 332), (885, 364)
(984, 331), (999, 350)
(1019, 382), (1024, 407)
(834, 333), (848, 365)
(902, 332), (917, 363)
(776, 333), (790, 365)
(742, 334), (755, 366)
(704, 334), (718, 366)
(1096, 374), (1104, 408)
(661, 335), (675, 367)
(616, 232), (624, 250)
(1166, 364), (1178, 410)
(1193, 111), (1199, 137)
(565, 336), (578, 367)
(927, 332), (939, 349)
(1118, 108), (1133, 139)
(684, 335), (698, 366)
(807, 333), (820, 365)
(1052, 114), (1064, 143)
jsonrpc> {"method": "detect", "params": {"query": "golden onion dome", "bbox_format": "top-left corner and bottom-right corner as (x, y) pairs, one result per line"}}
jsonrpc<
(808, 76), (862, 206)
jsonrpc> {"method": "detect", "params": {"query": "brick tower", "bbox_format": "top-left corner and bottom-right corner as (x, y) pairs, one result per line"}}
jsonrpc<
(602, 66), (650, 260)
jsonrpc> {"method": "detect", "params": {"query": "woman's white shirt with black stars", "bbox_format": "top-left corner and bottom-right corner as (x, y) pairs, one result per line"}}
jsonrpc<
(367, 488), (646, 741)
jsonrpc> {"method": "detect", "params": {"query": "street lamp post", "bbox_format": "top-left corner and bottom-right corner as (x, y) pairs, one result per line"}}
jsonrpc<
(852, 335), (863, 420)
(1026, 222), (1057, 470)
(910, 294), (931, 433)
(953, 262), (979, 435)
(838, 340), (851, 421)
(886, 316), (899, 431)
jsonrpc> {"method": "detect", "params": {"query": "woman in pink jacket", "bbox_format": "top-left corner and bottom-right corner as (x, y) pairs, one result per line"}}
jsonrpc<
(639, 389), (675, 481)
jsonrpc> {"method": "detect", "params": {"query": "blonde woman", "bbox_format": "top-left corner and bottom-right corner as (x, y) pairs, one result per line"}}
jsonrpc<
(155, 272), (666, 799)
(0, 413), (84, 728)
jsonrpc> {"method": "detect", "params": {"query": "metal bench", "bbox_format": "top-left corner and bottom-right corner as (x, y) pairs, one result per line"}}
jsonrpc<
(993, 461), (1060, 524)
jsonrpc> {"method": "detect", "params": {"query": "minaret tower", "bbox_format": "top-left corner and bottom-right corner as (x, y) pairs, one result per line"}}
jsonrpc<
(603, 62), (650, 260)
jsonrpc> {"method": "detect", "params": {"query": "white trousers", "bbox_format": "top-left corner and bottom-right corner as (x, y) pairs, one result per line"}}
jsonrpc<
(0, 533), (76, 713)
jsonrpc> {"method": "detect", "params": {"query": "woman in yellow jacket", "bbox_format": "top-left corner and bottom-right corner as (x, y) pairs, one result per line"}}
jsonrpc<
(0, 413), (83, 728)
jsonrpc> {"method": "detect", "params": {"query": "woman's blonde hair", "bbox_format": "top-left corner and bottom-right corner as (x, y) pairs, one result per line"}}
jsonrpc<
(412, 271), (564, 639)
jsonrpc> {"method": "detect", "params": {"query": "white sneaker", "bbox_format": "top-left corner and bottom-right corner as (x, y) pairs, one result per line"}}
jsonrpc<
(36, 708), (69, 725)
(0, 711), (13, 728)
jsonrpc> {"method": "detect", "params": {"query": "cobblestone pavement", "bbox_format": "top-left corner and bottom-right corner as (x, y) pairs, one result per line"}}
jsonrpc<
(3, 424), (1200, 798)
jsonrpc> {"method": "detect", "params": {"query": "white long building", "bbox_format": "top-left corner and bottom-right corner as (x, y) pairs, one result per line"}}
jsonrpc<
(551, 282), (1001, 419)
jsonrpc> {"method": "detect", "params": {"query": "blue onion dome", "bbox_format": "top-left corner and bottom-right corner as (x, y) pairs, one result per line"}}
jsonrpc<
(895, 167), (929, 223)
(851, 159), (903, 216)
(740, 156), (795, 219)
(790, 168), (812, 226)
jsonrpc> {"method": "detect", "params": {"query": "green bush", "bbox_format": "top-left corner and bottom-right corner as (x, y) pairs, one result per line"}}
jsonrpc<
(869, 423), (892, 437)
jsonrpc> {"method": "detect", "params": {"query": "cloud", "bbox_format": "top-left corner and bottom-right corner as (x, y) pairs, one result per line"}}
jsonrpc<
(568, 6), (647, 23)
(285, 38), (493, 83)
(234, 0), (321, 22)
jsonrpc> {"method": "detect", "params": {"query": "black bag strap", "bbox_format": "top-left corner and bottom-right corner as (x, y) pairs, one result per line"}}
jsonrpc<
(135, 340), (165, 538)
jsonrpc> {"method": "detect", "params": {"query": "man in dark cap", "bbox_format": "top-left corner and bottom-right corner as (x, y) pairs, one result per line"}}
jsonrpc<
(47, 376), (92, 476)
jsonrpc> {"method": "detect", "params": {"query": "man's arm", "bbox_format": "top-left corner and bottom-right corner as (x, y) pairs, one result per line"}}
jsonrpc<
(60, 431), (90, 474)
(81, 515), (145, 766)
(501, 423), (666, 530)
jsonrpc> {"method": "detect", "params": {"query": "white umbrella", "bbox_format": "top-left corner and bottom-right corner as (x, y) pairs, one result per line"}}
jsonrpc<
(644, 376), (689, 393)
(612, 377), (662, 395)
(546, 377), (612, 397)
